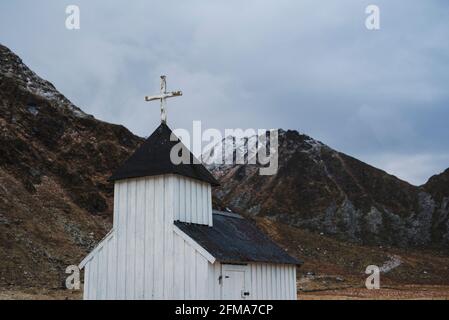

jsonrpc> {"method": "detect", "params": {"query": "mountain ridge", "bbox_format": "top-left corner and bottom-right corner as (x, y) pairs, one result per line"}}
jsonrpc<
(0, 43), (448, 291)
(0, 43), (143, 288)
(207, 129), (449, 248)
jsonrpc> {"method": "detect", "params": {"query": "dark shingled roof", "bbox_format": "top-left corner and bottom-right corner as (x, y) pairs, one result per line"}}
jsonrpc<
(175, 211), (302, 265)
(109, 123), (219, 186)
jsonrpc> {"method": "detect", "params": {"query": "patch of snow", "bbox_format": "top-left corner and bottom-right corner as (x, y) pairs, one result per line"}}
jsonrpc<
(26, 105), (39, 116)
(1, 48), (89, 119)
(203, 132), (271, 169)
(379, 255), (402, 273)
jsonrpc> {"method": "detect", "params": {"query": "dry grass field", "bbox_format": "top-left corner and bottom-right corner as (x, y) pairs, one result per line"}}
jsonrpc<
(1, 219), (448, 300)
(1, 285), (448, 300)
(0, 288), (82, 300)
(299, 285), (449, 300)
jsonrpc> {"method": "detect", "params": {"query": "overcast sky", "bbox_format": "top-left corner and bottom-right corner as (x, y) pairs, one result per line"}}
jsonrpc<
(1, 1), (448, 185)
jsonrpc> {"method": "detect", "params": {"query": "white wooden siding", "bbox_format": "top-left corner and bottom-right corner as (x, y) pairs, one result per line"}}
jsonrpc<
(172, 231), (211, 299)
(204, 262), (297, 300)
(81, 174), (296, 300)
(83, 236), (297, 300)
(82, 175), (213, 300)
(83, 175), (173, 299)
(172, 176), (212, 226)
(247, 263), (296, 300)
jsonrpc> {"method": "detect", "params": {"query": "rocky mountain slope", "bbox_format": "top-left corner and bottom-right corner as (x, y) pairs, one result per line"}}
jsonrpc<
(0, 44), (143, 288)
(424, 168), (449, 202)
(208, 130), (449, 249)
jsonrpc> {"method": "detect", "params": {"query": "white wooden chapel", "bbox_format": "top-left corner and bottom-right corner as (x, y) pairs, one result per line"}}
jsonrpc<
(79, 76), (301, 300)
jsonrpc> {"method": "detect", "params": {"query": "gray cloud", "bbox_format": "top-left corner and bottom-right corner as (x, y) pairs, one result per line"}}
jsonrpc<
(1, 0), (448, 185)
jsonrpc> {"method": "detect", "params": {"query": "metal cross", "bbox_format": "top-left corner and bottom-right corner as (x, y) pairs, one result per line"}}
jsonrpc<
(145, 75), (182, 124)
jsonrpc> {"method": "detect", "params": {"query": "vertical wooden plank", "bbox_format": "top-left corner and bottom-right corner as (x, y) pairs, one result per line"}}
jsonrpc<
(180, 237), (186, 300)
(84, 264), (90, 300)
(262, 264), (268, 299)
(135, 178), (145, 299)
(191, 179), (197, 224)
(103, 244), (109, 300)
(98, 247), (106, 300)
(200, 183), (204, 225)
(207, 184), (213, 226)
(265, 264), (270, 300)
(276, 265), (280, 300)
(202, 182), (206, 225)
(258, 264), (261, 300)
(276, 266), (281, 300)
(257, 264), (263, 299)
(90, 256), (98, 300)
(164, 176), (174, 298)
(109, 183), (118, 299)
(202, 254), (209, 299)
(202, 183), (207, 225)
(104, 239), (110, 300)
(107, 237), (117, 299)
(271, 264), (277, 300)
(196, 182), (202, 224)
(89, 261), (94, 300)
(293, 266), (297, 300)
(266, 264), (272, 300)
(191, 243), (198, 299)
(153, 176), (164, 299)
(125, 179), (136, 299)
(203, 257), (209, 300)
(207, 262), (214, 298)
(117, 181), (127, 299)
(184, 242), (192, 298)
(195, 182), (201, 224)
(144, 178), (155, 299)
(278, 266), (283, 300)
(113, 183), (119, 229)
(286, 265), (292, 300)
(97, 253), (102, 300)
(282, 265), (287, 300)
(288, 266), (293, 300)
(173, 176), (180, 221)
(179, 178), (186, 222)
(95, 255), (100, 300)
(143, 178), (149, 299)
(214, 262), (221, 299)
(173, 234), (185, 299)
(285, 265), (291, 300)
(250, 264), (256, 299)
(290, 266), (295, 300)
(195, 253), (206, 299)
(185, 179), (191, 223)
(253, 264), (258, 300)
(187, 243), (197, 299)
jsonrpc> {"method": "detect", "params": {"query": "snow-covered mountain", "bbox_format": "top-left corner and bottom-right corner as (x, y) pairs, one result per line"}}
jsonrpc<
(207, 129), (449, 249)
(0, 47), (88, 118)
